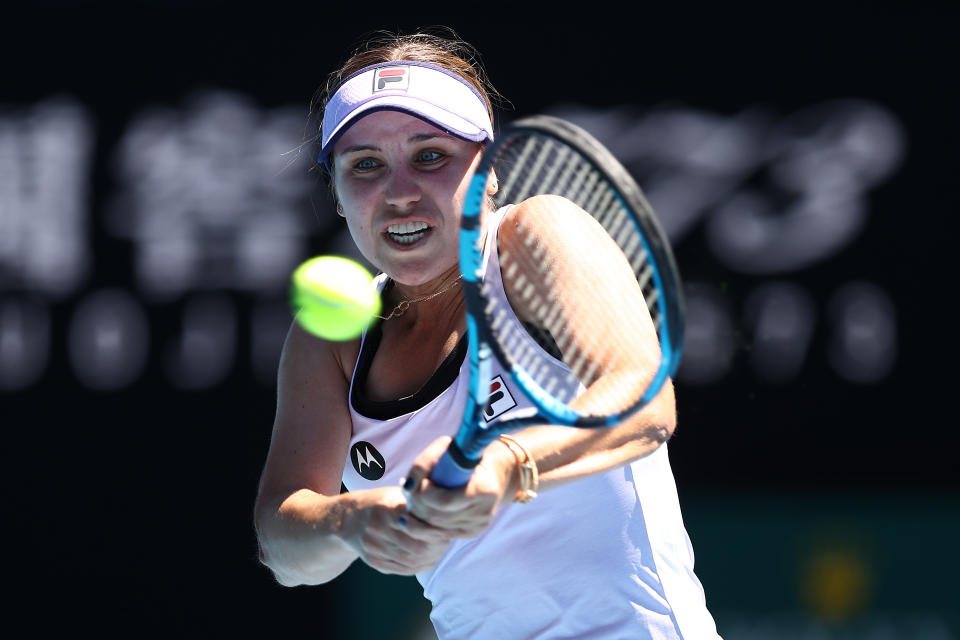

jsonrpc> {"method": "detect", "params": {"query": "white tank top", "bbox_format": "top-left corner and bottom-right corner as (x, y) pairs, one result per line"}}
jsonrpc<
(342, 207), (721, 640)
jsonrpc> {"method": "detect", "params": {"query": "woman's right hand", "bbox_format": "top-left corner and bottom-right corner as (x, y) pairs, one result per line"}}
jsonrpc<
(339, 486), (455, 575)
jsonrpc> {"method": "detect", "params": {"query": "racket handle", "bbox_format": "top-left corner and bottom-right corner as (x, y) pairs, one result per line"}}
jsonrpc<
(430, 445), (478, 488)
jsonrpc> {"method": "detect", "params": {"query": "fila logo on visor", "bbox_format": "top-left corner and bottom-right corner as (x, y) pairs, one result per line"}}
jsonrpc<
(350, 441), (386, 481)
(374, 67), (410, 92)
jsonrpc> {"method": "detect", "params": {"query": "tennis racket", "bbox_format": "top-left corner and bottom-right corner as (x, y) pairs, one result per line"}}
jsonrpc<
(429, 114), (685, 488)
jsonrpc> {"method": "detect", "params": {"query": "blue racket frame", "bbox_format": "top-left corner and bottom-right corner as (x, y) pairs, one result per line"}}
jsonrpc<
(431, 116), (685, 488)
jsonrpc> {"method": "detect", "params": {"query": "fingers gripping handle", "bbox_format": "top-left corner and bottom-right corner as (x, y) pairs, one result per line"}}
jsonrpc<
(430, 442), (479, 488)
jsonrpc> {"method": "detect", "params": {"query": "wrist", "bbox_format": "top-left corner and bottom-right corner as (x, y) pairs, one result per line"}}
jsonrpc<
(494, 434), (539, 503)
(486, 438), (520, 501)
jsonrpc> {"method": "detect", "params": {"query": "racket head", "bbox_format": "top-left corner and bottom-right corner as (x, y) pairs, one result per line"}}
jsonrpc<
(455, 115), (685, 461)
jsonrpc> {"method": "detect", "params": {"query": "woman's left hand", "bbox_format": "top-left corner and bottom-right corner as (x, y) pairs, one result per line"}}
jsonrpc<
(402, 436), (516, 539)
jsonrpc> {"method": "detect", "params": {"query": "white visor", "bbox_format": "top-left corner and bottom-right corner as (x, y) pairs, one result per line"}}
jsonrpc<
(318, 61), (494, 168)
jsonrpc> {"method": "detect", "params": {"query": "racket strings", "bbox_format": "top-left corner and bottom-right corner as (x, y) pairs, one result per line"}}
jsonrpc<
(486, 133), (663, 416)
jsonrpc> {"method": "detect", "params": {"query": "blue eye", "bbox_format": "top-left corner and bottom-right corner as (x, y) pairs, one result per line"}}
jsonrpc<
(418, 150), (443, 163)
(354, 158), (380, 171)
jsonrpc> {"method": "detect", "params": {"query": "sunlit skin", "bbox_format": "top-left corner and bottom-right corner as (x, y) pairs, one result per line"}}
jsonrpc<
(253, 111), (517, 583)
(331, 110), (485, 301)
(255, 109), (676, 588)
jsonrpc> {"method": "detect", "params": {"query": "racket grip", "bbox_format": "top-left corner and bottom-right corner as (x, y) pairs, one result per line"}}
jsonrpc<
(430, 446), (478, 488)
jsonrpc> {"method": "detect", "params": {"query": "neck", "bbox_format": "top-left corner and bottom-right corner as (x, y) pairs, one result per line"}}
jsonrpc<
(380, 267), (464, 324)
(391, 266), (462, 302)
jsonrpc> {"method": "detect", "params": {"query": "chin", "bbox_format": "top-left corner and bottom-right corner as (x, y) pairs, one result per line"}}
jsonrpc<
(383, 256), (457, 286)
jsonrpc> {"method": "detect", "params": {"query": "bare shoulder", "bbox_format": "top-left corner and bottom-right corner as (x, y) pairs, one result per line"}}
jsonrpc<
(499, 194), (615, 274)
(278, 320), (360, 393)
(497, 194), (653, 340)
(503, 194), (588, 229)
(501, 195), (610, 256)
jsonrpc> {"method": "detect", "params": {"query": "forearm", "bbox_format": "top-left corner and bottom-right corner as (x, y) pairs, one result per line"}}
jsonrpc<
(499, 380), (676, 493)
(255, 489), (359, 586)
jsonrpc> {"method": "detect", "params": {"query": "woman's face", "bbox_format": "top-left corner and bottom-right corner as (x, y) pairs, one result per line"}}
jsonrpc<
(331, 110), (484, 286)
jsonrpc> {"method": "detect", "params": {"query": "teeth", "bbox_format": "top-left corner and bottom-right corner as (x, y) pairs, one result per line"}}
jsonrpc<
(386, 221), (429, 244)
(392, 232), (424, 244)
(387, 221), (429, 235)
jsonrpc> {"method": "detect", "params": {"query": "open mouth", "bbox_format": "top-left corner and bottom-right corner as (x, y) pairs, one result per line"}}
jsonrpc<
(385, 221), (430, 245)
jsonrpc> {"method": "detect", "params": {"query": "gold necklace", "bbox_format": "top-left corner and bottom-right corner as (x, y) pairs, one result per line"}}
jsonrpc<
(377, 275), (464, 321)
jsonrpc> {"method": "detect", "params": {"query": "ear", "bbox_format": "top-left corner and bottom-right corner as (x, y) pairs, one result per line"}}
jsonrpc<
(486, 169), (498, 195)
(327, 165), (345, 217)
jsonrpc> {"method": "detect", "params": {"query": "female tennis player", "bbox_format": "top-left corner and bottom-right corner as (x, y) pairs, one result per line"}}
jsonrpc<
(254, 29), (721, 640)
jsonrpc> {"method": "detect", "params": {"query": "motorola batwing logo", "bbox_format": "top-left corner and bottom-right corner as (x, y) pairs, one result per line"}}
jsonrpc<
(350, 441), (386, 481)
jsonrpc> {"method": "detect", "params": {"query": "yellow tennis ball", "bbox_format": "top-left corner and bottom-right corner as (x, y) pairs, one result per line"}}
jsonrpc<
(290, 256), (381, 341)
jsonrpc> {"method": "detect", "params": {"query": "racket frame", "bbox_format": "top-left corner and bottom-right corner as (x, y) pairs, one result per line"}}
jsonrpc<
(437, 115), (685, 479)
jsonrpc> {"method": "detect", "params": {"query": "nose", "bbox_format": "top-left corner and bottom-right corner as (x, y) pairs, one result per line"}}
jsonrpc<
(383, 167), (422, 211)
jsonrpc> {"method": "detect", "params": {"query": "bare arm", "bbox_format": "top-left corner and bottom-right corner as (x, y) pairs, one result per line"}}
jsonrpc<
(498, 194), (676, 488)
(254, 323), (453, 585)
(405, 195), (675, 526)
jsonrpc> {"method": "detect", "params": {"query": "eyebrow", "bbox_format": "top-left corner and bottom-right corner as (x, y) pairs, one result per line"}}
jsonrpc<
(337, 132), (453, 156)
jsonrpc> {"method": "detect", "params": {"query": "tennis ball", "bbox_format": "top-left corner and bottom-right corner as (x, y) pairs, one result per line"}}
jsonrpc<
(290, 256), (381, 341)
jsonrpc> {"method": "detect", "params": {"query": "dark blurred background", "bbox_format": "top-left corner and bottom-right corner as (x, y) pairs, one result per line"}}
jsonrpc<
(2, 4), (957, 638)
